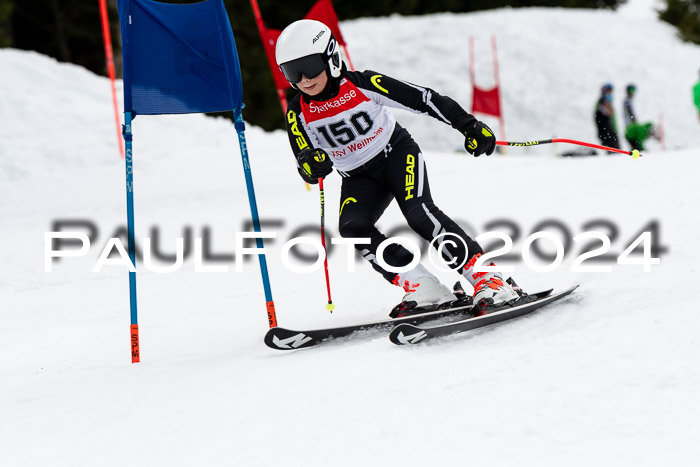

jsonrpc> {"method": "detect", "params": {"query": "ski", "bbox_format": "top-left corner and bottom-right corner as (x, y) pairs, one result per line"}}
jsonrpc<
(264, 289), (554, 350)
(389, 285), (579, 345)
(264, 302), (473, 351)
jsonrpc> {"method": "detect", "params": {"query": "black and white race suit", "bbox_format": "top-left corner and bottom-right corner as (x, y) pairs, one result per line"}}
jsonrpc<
(285, 70), (485, 284)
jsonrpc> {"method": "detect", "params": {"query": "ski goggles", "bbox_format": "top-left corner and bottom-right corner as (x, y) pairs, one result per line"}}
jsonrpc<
(279, 54), (326, 83)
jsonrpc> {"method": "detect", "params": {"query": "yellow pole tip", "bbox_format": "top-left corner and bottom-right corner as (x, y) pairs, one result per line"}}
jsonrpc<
(326, 303), (336, 312)
(631, 149), (640, 159)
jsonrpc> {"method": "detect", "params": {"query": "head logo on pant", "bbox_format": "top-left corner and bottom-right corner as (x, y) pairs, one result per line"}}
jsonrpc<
(340, 197), (357, 217)
(405, 154), (415, 200)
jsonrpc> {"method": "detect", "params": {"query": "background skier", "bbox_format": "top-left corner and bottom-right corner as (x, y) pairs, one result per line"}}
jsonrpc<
(622, 84), (655, 151)
(594, 83), (619, 151)
(693, 69), (700, 122)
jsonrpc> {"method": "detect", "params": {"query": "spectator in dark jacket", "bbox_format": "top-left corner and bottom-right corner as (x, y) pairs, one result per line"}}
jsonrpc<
(594, 83), (619, 150)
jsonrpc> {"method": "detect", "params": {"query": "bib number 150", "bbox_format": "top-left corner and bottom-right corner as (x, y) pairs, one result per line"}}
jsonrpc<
(317, 111), (373, 147)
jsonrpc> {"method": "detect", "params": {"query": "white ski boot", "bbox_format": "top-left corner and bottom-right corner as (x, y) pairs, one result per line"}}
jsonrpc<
(472, 272), (521, 316)
(389, 264), (455, 318)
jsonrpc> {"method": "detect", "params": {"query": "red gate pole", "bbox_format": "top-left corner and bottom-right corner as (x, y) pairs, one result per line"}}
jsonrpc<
(250, 0), (288, 114)
(98, 0), (124, 159)
(491, 35), (506, 143)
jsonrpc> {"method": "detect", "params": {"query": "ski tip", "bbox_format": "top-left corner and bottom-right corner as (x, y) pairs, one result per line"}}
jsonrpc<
(389, 324), (426, 345)
(264, 327), (316, 350)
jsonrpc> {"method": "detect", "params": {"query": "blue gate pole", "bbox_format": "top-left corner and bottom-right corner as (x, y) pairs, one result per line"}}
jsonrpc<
(233, 111), (278, 328)
(123, 111), (140, 362)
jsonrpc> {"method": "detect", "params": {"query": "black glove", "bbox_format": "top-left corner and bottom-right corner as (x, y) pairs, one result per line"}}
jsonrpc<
(464, 121), (496, 157)
(296, 148), (333, 184)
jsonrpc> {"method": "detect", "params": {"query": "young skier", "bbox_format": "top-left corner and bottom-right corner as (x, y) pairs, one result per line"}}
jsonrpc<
(275, 19), (521, 317)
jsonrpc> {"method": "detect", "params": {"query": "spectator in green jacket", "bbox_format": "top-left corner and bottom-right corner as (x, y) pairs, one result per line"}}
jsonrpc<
(694, 70), (700, 121)
(623, 84), (655, 151)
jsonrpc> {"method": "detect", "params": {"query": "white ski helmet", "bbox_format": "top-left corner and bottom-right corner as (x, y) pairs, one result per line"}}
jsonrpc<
(275, 19), (342, 87)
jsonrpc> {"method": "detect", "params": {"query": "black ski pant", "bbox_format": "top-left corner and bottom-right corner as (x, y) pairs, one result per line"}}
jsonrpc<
(595, 114), (620, 150)
(337, 126), (482, 283)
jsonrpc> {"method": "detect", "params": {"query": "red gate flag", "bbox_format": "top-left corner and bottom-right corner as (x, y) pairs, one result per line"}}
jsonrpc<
(469, 36), (505, 141)
(472, 86), (501, 117)
(98, 0), (125, 159)
(305, 0), (346, 46)
(261, 28), (289, 90)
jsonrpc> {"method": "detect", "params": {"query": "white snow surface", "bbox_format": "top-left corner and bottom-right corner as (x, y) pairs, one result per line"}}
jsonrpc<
(1, 5), (699, 467)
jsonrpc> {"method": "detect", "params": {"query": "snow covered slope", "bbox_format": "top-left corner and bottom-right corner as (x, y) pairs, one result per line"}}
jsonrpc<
(1, 4), (699, 467)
